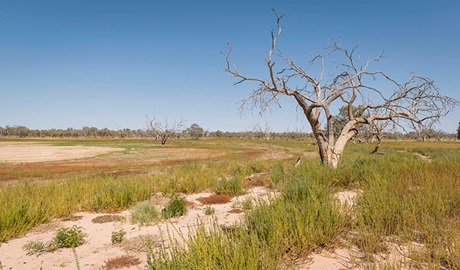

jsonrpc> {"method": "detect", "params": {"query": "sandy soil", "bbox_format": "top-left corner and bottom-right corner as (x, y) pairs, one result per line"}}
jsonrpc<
(0, 142), (123, 163)
(0, 187), (275, 270)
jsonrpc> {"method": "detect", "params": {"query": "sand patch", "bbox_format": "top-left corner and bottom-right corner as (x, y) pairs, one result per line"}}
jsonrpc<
(0, 142), (123, 163)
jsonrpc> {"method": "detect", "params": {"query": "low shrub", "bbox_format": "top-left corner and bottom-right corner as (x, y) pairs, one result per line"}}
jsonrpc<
(130, 200), (160, 225)
(53, 225), (86, 248)
(161, 195), (188, 219)
(111, 229), (127, 244)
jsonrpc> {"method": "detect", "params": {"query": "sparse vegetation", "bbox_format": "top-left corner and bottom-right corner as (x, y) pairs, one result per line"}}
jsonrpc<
(2, 139), (460, 269)
(23, 225), (86, 255)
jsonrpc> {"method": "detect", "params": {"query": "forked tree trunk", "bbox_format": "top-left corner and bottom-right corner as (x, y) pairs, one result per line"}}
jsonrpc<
(317, 141), (343, 169)
(316, 125), (357, 169)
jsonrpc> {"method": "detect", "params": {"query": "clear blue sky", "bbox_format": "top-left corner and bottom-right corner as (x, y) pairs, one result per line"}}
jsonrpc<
(1, 0), (459, 133)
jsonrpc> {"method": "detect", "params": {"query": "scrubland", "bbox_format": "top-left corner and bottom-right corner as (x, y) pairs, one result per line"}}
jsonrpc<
(0, 139), (458, 269)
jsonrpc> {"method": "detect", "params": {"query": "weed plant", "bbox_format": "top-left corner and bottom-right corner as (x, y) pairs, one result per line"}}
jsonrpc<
(53, 225), (86, 248)
(111, 229), (126, 244)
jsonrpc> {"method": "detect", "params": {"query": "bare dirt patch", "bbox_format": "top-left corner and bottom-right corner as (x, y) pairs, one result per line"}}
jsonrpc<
(0, 142), (123, 163)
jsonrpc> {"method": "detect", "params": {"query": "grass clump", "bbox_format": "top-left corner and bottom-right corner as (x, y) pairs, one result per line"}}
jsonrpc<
(246, 175), (349, 256)
(204, 206), (215, 215)
(214, 175), (243, 197)
(147, 224), (279, 269)
(22, 240), (50, 255)
(130, 200), (160, 225)
(162, 196), (188, 219)
(111, 229), (127, 244)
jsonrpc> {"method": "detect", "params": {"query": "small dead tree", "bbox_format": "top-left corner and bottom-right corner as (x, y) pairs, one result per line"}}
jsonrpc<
(224, 9), (458, 168)
(146, 115), (185, 145)
(253, 121), (272, 140)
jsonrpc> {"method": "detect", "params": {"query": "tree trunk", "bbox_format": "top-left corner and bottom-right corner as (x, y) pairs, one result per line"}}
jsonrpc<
(370, 134), (381, 154)
(317, 125), (356, 169)
(317, 141), (343, 169)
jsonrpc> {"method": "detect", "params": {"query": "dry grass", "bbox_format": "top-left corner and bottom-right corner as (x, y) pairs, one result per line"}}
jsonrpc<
(103, 255), (141, 269)
(243, 172), (271, 188)
(91, 215), (126, 224)
(197, 194), (232, 204)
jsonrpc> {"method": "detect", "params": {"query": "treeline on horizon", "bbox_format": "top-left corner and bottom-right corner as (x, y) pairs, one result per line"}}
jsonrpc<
(0, 124), (457, 141)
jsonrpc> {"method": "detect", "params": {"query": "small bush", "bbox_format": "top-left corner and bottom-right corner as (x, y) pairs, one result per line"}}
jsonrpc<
(22, 241), (48, 255)
(103, 255), (141, 269)
(204, 206), (215, 215)
(53, 225), (86, 248)
(111, 229), (127, 244)
(130, 200), (160, 225)
(162, 195), (188, 219)
(197, 194), (231, 204)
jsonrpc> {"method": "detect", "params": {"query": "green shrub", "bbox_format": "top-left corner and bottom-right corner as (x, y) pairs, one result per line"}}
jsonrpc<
(162, 196), (188, 219)
(130, 200), (160, 225)
(111, 229), (127, 244)
(53, 225), (86, 248)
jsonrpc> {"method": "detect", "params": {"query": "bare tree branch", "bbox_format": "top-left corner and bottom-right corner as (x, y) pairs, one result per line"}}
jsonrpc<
(224, 9), (459, 168)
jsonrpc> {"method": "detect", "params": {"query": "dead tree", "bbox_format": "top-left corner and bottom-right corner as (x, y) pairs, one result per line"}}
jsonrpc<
(146, 115), (185, 145)
(224, 9), (459, 168)
(253, 121), (272, 140)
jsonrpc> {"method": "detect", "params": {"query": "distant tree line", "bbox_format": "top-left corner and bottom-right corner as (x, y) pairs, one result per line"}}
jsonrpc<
(0, 124), (457, 141)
